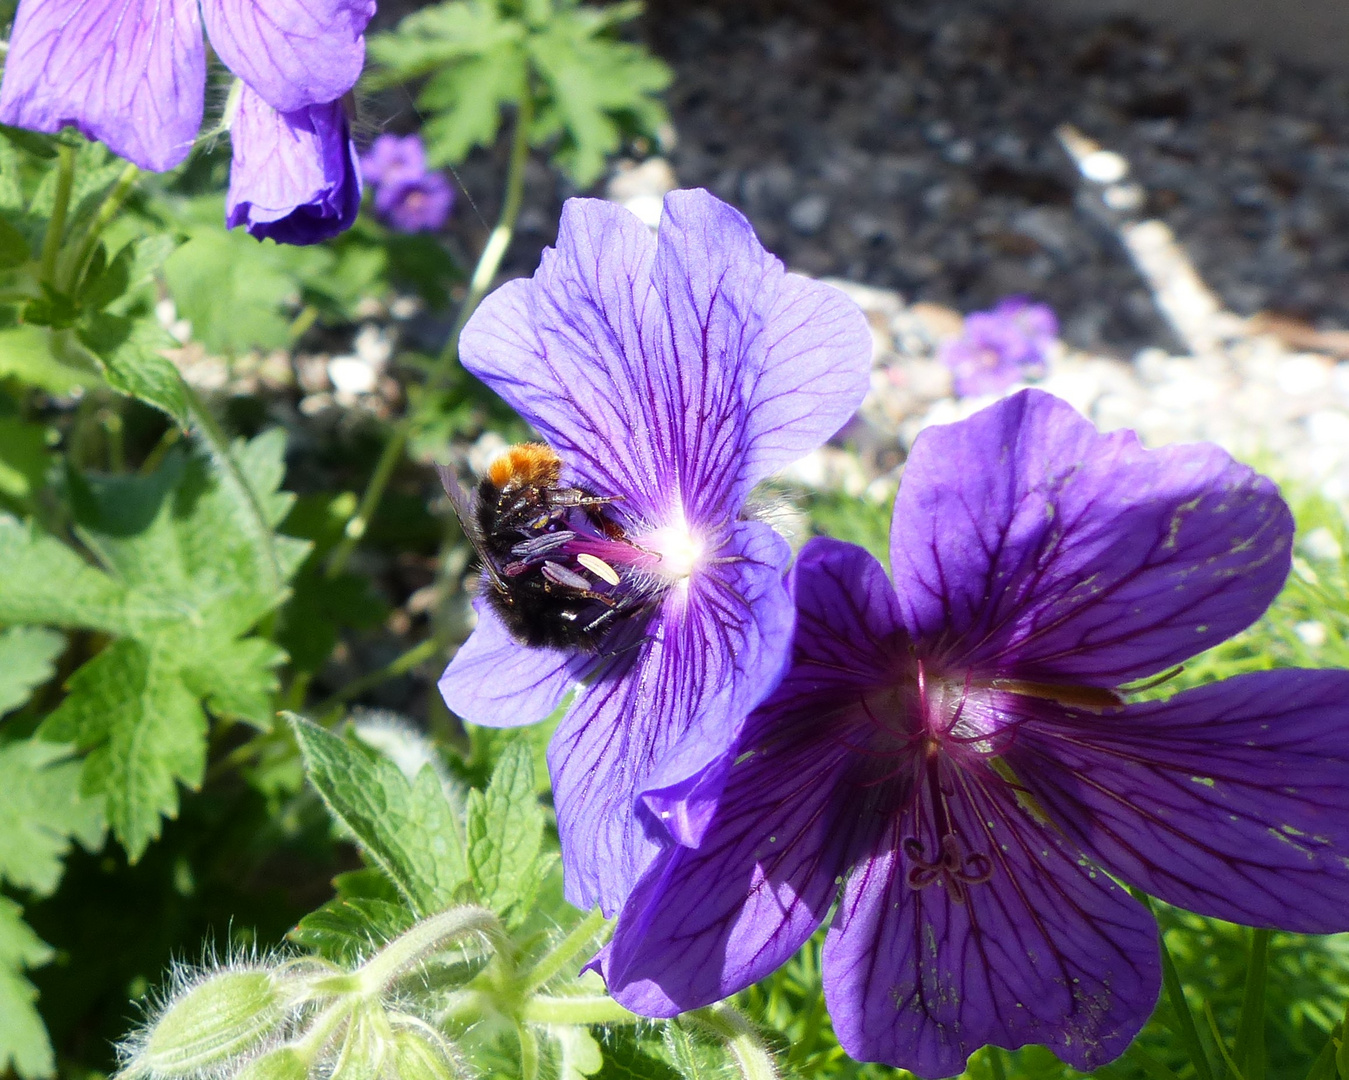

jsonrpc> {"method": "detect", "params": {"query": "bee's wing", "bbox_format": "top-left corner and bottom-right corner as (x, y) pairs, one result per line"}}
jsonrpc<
(434, 463), (510, 596)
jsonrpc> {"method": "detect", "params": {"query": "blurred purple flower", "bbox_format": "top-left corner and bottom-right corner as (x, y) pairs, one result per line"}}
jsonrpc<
(601, 390), (1349, 1076)
(0, 0), (375, 172)
(226, 85), (361, 245)
(359, 133), (426, 189)
(375, 173), (455, 233)
(438, 189), (872, 914)
(941, 296), (1058, 397)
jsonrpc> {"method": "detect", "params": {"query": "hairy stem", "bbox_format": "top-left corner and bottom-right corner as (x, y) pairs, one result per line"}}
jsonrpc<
(358, 906), (503, 990)
(438, 92), (534, 369)
(519, 995), (643, 1026)
(40, 144), (77, 284)
(688, 1005), (780, 1080)
(519, 907), (609, 994)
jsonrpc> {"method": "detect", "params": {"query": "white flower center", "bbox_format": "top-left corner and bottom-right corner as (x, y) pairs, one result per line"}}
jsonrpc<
(644, 524), (705, 580)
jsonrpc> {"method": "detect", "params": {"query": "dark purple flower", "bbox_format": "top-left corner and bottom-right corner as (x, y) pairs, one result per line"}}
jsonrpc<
(225, 84), (361, 245)
(941, 296), (1058, 398)
(359, 133), (427, 189)
(375, 173), (454, 233)
(438, 189), (872, 914)
(601, 389), (1349, 1076)
(0, 0), (374, 172)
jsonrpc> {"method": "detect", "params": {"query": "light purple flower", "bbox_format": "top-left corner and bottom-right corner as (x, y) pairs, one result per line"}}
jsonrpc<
(226, 84), (361, 245)
(941, 296), (1058, 397)
(600, 389), (1349, 1076)
(359, 133), (427, 189)
(0, 0), (374, 172)
(374, 172), (454, 233)
(438, 189), (872, 914)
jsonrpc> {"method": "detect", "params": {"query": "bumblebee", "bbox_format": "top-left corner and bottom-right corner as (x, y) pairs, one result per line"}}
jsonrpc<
(438, 444), (645, 651)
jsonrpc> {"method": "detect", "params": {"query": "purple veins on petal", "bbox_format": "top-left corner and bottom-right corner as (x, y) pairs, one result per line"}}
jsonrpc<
(600, 390), (1349, 1076)
(0, 0), (206, 172)
(442, 188), (871, 913)
(200, 0), (374, 114)
(225, 85), (361, 245)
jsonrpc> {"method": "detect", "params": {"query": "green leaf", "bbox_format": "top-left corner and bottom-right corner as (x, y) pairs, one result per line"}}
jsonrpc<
(0, 897), (55, 1080)
(0, 627), (64, 717)
(291, 716), (469, 916)
(0, 325), (100, 394)
(39, 640), (206, 861)
(0, 432), (307, 857)
(0, 739), (104, 894)
(0, 417), (51, 504)
(78, 313), (189, 425)
(289, 897), (417, 965)
(595, 1031), (681, 1080)
(465, 739), (544, 924)
(0, 214), (31, 270)
(418, 49), (528, 164)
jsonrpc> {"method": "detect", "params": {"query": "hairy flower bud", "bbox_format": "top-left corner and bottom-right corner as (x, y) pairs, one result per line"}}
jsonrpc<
(387, 1024), (465, 1080)
(232, 1047), (309, 1080)
(140, 970), (283, 1077)
(329, 1002), (393, 1080)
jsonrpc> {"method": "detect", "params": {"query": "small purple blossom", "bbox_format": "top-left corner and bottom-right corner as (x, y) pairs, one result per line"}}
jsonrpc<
(0, 0), (375, 173)
(226, 85), (361, 245)
(360, 134), (454, 233)
(600, 389), (1349, 1076)
(941, 296), (1058, 397)
(438, 189), (872, 914)
(359, 134), (426, 189)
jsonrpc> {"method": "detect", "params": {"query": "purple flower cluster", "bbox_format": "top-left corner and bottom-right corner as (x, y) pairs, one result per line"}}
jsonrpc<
(941, 295), (1059, 397)
(0, 0), (373, 244)
(360, 135), (455, 233)
(443, 190), (1349, 1076)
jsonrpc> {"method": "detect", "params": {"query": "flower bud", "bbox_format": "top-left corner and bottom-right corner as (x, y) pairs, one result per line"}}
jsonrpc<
(329, 1002), (393, 1080)
(141, 970), (284, 1077)
(388, 1024), (465, 1080)
(233, 1047), (309, 1080)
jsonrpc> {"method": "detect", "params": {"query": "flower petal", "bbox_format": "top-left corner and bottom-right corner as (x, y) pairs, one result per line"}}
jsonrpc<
(0, 0), (204, 171)
(438, 601), (583, 728)
(1008, 669), (1349, 933)
(601, 719), (853, 1016)
(549, 520), (793, 913)
(458, 191), (870, 526)
(825, 764), (1159, 1077)
(648, 189), (872, 514)
(890, 389), (1292, 685)
(225, 87), (361, 245)
(201, 0), (374, 113)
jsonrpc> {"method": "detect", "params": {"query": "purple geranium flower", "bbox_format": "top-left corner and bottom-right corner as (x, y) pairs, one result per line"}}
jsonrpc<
(439, 188), (872, 913)
(359, 133), (427, 190)
(0, 0), (374, 172)
(600, 389), (1349, 1076)
(226, 84), (361, 245)
(374, 173), (454, 233)
(941, 296), (1058, 397)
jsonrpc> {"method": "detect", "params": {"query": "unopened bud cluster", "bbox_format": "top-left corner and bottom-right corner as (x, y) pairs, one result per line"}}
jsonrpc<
(119, 910), (494, 1080)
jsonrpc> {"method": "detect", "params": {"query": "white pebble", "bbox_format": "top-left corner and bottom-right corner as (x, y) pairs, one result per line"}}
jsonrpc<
(1080, 150), (1129, 184)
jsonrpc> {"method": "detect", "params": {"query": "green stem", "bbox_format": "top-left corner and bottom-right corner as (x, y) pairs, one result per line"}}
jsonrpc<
(61, 161), (139, 292)
(1233, 928), (1270, 1079)
(688, 1005), (779, 1080)
(326, 421), (409, 579)
(312, 634), (447, 718)
(516, 1020), (540, 1080)
(519, 994), (643, 1026)
(1133, 890), (1215, 1080)
(518, 907), (608, 994)
(438, 92), (534, 369)
(1202, 1000), (1246, 1080)
(358, 906), (503, 988)
(182, 382), (283, 596)
(1124, 1042), (1184, 1080)
(40, 144), (77, 285)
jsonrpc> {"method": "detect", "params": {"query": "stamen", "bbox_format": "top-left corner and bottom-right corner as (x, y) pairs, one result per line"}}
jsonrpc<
(576, 552), (620, 586)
